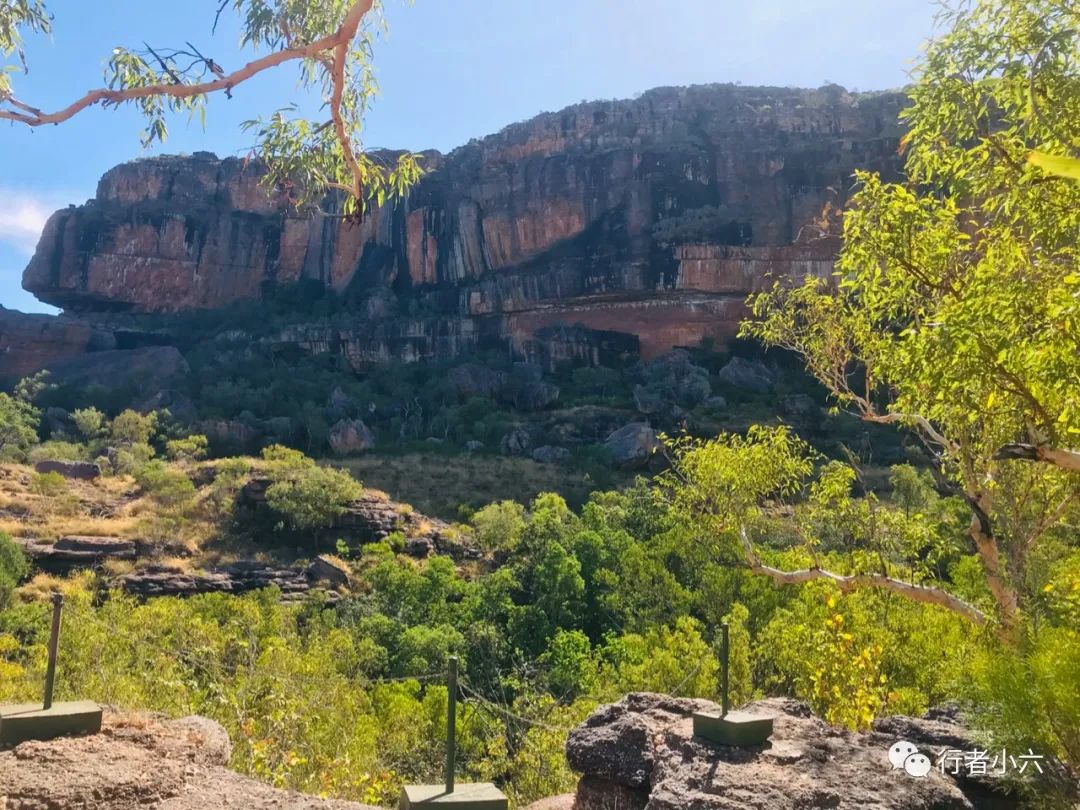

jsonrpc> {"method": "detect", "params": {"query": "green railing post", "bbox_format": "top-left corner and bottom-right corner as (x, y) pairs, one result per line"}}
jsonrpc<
(43, 593), (63, 711)
(720, 619), (729, 717)
(445, 655), (458, 794)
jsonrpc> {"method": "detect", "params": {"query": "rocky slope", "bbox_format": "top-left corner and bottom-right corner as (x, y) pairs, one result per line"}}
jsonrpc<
(19, 83), (905, 371)
(0, 711), (376, 809)
(564, 693), (1032, 810)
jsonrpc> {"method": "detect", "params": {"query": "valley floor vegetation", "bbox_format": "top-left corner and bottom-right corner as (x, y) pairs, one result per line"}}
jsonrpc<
(0, 389), (1075, 806)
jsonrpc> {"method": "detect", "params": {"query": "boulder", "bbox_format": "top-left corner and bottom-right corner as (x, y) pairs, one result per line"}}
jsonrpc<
(200, 418), (263, 453)
(716, 357), (776, 393)
(545, 406), (633, 446)
(566, 693), (1025, 810)
(532, 445), (571, 463)
(501, 428), (532, 456)
(17, 535), (135, 573)
(603, 423), (660, 469)
(117, 561), (312, 599)
(515, 380), (561, 411)
(465, 440), (486, 453)
(34, 459), (101, 480)
(449, 363), (507, 398)
(328, 419), (376, 456)
(307, 555), (350, 587)
(0, 710), (377, 809)
(641, 350), (713, 408)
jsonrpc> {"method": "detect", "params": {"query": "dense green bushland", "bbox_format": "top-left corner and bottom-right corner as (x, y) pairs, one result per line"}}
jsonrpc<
(1, 463), (1076, 805)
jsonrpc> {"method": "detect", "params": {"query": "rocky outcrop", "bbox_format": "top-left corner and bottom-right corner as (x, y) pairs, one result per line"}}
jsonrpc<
(565, 693), (1025, 810)
(240, 478), (479, 560)
(715, 356), (776, 393)
(0, 710), (376, 809)
(22, 84), (905, 368)
(33, 459), (102, 480)
(603, 423), (661, 469)
(116, 561), (316, 599)
(0, 306), (114, 382)
(328, 418), (377, 455)
(16, 536), (136, 572)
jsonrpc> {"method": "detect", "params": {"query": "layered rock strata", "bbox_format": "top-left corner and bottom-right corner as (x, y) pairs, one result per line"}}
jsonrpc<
(23, 83), (905, 367)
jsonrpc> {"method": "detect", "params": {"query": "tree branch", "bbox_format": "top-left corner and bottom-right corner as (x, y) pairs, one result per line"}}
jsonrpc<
(860, 410), (959, 456)
(736, 528), (990, 627)
(995, 443), (1080, 473)
(1, 0), (375, 198)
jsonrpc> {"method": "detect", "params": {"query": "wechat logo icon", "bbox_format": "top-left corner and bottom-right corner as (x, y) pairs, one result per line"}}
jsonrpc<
(889, 740), (932, 778)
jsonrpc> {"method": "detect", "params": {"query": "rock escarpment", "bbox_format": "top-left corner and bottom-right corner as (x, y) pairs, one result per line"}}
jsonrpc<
(565, 693), (1027, 810)
(0, 711), (376, 809)
(23, 83), (905, 366)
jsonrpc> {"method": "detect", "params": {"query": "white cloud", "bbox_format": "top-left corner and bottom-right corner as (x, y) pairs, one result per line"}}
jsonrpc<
(0, 188), (81, 256)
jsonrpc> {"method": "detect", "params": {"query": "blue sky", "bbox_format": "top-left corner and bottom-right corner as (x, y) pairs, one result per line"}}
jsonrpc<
(0, 0), (940, 314)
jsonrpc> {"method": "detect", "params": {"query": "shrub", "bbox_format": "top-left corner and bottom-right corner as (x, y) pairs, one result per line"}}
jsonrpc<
(28, 440), (86, 463)
(166, 434), (209, 461)
(540, 629), (596, 699)
(72, 407), (106, 442)
(0, 393), (39, 461)
(29, 471), (67, 497)
(0, 533), (29, 610)
(110, 409), (156, 446)
(113, 443), (156, 476)
(265, 463), (362, 532)
(135, 461), (197, 509)
(471, 500), (525, 552)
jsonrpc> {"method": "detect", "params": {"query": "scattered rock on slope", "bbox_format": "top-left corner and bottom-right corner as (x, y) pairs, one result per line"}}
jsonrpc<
(716, 357), (775, 393)
(328, 418), (377, 455)
(565, 692), (1023, 810)
(0, 711), (377, 810)
(603, 423), (660, 469)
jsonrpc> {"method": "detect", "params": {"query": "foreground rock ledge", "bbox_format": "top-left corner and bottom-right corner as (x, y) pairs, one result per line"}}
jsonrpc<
(0, 710), (376, 809)
(565, 693), (1022, 810)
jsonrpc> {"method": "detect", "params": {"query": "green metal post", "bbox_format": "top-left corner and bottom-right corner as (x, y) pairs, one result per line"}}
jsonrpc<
(445, 656), (458, 794)
(43, 593), (63, 710)
(720, 619), (729, 717)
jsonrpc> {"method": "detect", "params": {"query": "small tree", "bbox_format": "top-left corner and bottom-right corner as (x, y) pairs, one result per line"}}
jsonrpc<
(741, 0), (1080, 638)
(72, 408), (107, 442)
(263, 446), (362, 533)
(0, 393), (39, 460)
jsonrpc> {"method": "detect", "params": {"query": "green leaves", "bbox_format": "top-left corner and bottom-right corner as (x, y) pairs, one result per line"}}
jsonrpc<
(4, 1), (420, 213)
(0, 0), (50, 98)
(1029, 150), (1080, 181)
(744, 0), (1080, 633)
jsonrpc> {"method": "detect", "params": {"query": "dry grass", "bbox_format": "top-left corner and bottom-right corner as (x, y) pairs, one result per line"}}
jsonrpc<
(101, 558), (136, 577)
(0, 464), (145, 542)
(19, 571), (96, 601)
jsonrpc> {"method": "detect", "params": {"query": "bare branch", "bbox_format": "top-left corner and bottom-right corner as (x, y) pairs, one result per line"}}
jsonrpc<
(995, 443), (1080, 473)
(736, 527), (991, 628)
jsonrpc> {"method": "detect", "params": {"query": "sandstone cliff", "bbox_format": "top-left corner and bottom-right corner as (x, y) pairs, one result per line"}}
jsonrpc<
(23, 83), (905, 366)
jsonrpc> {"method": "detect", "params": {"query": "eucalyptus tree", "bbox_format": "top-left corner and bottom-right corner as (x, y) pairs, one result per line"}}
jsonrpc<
(676, 0), (1080, 641)
(0, 1), (422, 215)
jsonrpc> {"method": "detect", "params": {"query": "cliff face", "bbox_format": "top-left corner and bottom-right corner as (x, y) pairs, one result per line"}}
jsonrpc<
(24, 83), (905, 364)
